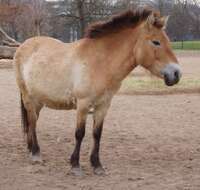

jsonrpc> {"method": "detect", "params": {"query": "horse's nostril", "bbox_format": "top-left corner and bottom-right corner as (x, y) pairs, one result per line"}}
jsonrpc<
(173, 70), (181, 85)
(164, 73), (171, 85)
(174, 71), (179, 78)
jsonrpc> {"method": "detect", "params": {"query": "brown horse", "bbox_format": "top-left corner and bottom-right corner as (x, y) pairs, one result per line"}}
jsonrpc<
(14, 8), (181, 175)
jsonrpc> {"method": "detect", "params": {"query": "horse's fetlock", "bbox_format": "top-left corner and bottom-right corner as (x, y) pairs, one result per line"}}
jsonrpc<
(31, 144), (40, 156)
(70, 153), (79, 167)
(90, 153), (101, 168)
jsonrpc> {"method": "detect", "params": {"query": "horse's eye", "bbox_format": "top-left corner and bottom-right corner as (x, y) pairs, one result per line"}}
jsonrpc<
(152, 40), (161, 46)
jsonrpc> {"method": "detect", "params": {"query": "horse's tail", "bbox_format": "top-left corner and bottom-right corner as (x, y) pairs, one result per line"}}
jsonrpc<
(20, 93), (28, 134)
(13, 43), (29, 135)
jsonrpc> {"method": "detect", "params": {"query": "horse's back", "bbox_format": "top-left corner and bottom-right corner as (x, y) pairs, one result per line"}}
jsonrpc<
(15, 36), (65, 63)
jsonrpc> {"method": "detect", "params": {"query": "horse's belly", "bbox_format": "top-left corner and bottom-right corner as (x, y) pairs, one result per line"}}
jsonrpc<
(22, 54), (91, 110)
(23, 63), (77, 110)
(43, 95), (77, 110)
(31, 86), (77, 110)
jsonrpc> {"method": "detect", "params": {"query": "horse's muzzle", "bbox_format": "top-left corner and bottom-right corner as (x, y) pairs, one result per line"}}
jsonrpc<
(161, 64), (182, 86)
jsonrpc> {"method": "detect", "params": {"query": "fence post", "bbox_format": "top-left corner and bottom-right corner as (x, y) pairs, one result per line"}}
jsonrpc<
(181, 40), (184, 49)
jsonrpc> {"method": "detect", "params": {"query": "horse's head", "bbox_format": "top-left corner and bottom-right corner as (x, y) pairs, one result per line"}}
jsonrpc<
(135, 13), (181, 86)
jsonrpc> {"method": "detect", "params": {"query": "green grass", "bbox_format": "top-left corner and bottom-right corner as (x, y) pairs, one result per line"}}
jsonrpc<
(172, 41), (200, 50)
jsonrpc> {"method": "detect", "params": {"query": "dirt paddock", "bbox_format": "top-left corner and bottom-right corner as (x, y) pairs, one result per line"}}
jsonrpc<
(1, 52), (200, 190)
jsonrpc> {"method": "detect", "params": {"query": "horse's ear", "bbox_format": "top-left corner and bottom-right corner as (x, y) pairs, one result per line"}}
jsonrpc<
(159, 16), (170, 29)
(145, 13), (169, 30)
(145, 13), (155, 30)
(147, 13), (155, 26)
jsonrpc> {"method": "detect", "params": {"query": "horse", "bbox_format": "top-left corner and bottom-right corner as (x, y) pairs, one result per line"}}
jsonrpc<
(13, 8), (181, 176)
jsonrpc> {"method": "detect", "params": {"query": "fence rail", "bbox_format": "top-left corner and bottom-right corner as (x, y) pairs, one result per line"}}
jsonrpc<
(172, 41), (200, 50)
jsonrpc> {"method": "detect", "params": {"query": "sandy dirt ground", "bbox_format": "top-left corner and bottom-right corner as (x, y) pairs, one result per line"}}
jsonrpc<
(1, 53), (200, 190)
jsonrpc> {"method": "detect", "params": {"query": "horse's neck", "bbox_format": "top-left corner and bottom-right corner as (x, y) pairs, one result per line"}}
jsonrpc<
(92, 28), (139, 85)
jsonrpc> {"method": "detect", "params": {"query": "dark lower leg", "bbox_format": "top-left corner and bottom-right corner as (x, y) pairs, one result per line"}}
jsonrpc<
(31, 128), (40, 155)
(27, 134), (32, 152)
(70, 125), (85, 168)
(23, 100), (42, 156)
(27, 126), (40, 155)
(90, 121), (103, 168)
(23, 109), (32, 152)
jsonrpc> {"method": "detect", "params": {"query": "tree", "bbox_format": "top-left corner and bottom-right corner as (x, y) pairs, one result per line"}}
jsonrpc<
(76, 0), (85, 38)
(28, 0), (47, 36)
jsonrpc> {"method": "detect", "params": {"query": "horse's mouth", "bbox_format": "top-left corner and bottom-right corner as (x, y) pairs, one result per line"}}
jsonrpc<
(164, 73), (180, 86)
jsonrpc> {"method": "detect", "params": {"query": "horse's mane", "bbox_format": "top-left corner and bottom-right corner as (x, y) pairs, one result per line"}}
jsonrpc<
(84, 8), (163, 39)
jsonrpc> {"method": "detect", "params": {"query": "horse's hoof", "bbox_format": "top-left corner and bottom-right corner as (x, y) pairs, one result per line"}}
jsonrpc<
(30, 153), (43, 163)
(93, 167), (105, 176)
(71, 167), (83, 176)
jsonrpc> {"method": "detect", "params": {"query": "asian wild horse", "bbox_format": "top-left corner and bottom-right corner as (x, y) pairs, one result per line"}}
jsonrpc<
(14, 8), (181, 175)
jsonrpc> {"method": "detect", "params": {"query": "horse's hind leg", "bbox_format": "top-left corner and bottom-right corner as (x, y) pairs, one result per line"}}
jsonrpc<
(21, 94), (43, 161)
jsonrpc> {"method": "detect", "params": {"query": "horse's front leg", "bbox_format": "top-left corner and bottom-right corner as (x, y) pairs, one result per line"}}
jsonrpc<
(70, 101), (88, 176)
(90, 104), (109, 175)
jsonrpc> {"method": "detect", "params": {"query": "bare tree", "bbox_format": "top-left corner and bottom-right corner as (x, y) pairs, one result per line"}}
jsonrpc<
(0, 0), (200, 46)
(28, 0), (47, 36)
(76, 0), (85, 38)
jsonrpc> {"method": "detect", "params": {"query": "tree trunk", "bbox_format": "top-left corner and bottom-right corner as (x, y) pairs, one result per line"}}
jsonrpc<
(35, 19), (41, 36)
(76, 0), (85, 38)
(0, 27), (20, 59)
(0, 27), (20, 47)
(0, 45), (17, 59)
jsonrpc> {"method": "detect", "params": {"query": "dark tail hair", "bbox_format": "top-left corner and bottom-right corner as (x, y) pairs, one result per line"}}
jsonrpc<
(20, 94), (28, 134)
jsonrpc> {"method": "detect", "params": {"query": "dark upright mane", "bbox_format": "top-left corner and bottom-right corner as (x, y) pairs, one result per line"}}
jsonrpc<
(84, 8), (162, 39)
